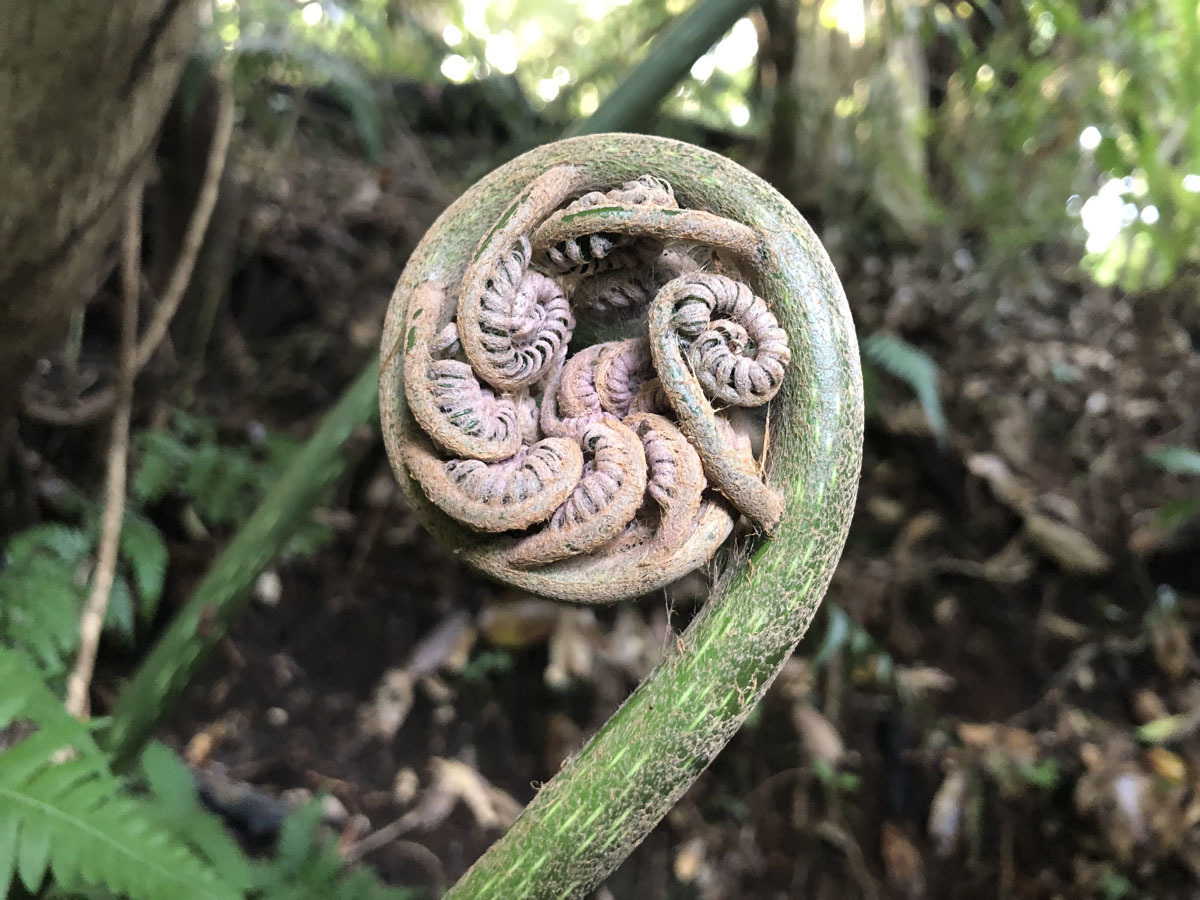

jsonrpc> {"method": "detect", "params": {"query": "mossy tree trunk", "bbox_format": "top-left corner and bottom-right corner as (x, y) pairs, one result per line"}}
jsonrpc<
(0, 0), (202, 427)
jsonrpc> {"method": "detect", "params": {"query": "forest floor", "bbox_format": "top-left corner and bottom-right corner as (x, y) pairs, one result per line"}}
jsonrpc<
(26, 115), (1200, 899)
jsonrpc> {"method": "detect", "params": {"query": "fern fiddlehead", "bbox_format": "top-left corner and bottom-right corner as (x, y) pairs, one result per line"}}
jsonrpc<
(379, 134), (863, 899)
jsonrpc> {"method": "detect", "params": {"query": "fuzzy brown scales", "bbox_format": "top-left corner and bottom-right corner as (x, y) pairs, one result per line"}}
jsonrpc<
(380, 135), (863, 899)
(533, 173), (678, 275)
(594, 338), (653, 417)
(568, 246), (699, 318)
(624, 412), (706, 556)
(389, 163), (791, 602)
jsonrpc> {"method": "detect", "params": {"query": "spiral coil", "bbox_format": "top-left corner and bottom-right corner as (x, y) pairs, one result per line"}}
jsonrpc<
(392, 168), (791, 602)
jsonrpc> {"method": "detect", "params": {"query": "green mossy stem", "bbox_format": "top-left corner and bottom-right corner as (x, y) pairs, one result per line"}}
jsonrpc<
(379, 134), (863, 899)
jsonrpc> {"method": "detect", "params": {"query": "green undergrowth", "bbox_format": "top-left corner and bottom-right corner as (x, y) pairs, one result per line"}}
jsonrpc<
(0, 408), (393, 899)
(0, 647), (420, 900)
(0, 412), (334, 682)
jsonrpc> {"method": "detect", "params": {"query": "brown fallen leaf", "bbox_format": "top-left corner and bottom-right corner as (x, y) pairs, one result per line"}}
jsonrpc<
(1076, 766), (1148, 862)
(967, 453), (1034, 511)
(881, 821), (926, 900)
(406, 611), (476, 676)
(428, 757), (522, 831)
(793, 704), (845, 768)
(673, 836), (707, 884)
(928, 768), (969, 858)
(1023, 512), (1110, 575)
(895, 665), (957, 699)
(980, 534), (1035, 584)
(1147, 608), (1193, 681)
(393, 767), (419, 805)
(1131, 689), (1170, 724)
(360, 613), (478, 739)
(349, 756), (523, 863)
(184, 721), (228, 768)
(1037, 610), (1090, 642)
(891, 511), (943, 566)
(967, 453), (1111, 574)
(478, 595), (562, 648)
(545, 608), (600, 689)
(359, 668), (414, 740)
(1145, 747), (1187, 783)
(958, 723), (1040, 774)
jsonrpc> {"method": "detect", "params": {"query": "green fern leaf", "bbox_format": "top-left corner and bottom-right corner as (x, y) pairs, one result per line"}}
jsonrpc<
(0, 818), (16, 897)
(861, 332), (949, 448)
(201, 450), (256, 527)
(5, 525), (90, 567)
(103, 577), (135, 644)
(0, 650), (242, 900)
(132, 431), (191, 505)
(253, 800), (418, 900)
(0, 529), (88, 675)
(16, 803), (52, 892)
(138, 744), (257, 892)
(118, 511), (168, 621)
(184, 444), (225, 512)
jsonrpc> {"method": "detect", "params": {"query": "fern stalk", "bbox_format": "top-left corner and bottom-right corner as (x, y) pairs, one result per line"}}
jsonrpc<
(565, 0), (759, 137)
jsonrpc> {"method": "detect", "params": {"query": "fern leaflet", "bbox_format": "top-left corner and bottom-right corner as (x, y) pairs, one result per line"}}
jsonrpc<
(861, 332), (949, 448)
(0, 650), (241, 900)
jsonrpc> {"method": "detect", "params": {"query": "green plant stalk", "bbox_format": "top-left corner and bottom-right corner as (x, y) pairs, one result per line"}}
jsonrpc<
(564, 0), (758, 137)
(379, 135), (862, 898)
(100, 0), (755, 771)
(100, 363), (379, 770)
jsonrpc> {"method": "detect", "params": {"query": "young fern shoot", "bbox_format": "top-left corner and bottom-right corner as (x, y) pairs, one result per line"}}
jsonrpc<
(379, 134), (863, 899)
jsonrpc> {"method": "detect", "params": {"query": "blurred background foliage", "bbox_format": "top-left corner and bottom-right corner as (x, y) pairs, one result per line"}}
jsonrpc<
(200, 0), (1200, 292)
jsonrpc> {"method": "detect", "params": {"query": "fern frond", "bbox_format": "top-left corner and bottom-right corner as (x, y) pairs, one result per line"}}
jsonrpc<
(138, 744), (257, 894)
(0, 651), (241, 900)
(132, 430), (191, 506)
(0, 528), (89, 675)
(861, 332), (949, 448)
(258, 800), (418, 900)
(1146, 445), (1200, 476)
(1, 523), (146, 672)
(119, 511), (168, 621)
(104, 577), (136, 645)
(129, 412), (334, 560)
(5, 526), (90, 565)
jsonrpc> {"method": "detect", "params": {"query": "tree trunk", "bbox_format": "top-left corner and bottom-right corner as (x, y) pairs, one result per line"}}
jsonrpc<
(0, 0), (202, 426)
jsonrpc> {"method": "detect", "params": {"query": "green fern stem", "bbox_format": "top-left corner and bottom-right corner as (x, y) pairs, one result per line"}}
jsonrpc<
(379, 134), (864, 899)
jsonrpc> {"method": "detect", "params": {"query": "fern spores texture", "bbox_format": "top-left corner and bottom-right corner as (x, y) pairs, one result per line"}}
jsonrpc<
(389, 168), (792, 603)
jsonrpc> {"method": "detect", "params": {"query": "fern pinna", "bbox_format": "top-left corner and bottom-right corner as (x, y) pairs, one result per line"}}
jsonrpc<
(0, 649), (236, 900)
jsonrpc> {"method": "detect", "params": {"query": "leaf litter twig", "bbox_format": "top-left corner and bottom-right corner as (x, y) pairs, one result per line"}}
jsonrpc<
(65, 180), (143, 719)
(133, 73), (235, 371)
